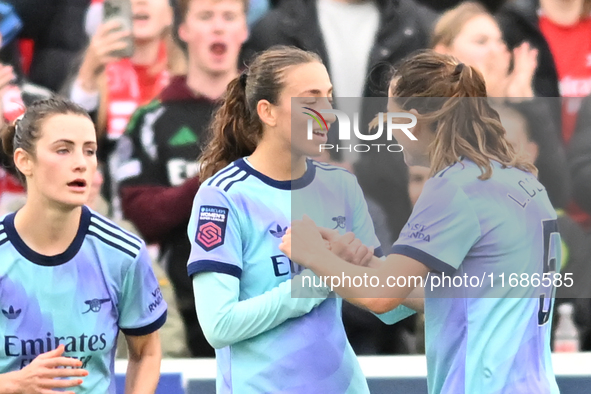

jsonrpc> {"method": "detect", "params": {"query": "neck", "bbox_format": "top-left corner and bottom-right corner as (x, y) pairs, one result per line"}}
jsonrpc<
(540, 0), (585, 25)
(14, 198), (82, 256)
(248, 135), (307, 181)
(186, 61), (238, 100)
(131, 38), (161, 65)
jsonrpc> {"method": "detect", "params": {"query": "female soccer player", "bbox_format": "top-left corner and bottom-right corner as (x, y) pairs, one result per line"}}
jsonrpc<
(0, 98), (167, 394)
(187, 46), (413, 393)
(280, 50), (561, 394)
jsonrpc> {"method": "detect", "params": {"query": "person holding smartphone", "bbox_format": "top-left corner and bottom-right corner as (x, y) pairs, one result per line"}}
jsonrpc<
(66, 0), (174, 205)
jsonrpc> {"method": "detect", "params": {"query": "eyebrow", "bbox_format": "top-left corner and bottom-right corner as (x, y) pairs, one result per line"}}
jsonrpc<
(52, 139), (97, 146)
(300, 88), (333, 96)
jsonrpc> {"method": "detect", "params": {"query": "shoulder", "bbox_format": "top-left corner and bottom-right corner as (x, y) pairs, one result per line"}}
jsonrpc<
(432, 160), (486, 186)
(0, 213), (10, 248)
(124, 99), (165, 136)
(310, 160), (355, 182)
(86, 208), (145, 261)
(200, 160), (253, 195)
(310, 159), (361, 189)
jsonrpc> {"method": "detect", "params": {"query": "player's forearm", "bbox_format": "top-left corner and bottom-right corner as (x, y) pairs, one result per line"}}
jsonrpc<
(193, 271), (330, 349)
(124, 335), (162, 394)
(124, 356), (160, 394)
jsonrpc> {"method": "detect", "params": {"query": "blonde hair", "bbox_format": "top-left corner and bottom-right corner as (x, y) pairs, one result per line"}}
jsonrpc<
(431, 2), (491, 48)
(389, 50), (537, 180)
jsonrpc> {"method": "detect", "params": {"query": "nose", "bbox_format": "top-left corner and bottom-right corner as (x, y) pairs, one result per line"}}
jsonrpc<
(212, 14), (225, 33)
(73, 149), (87, 173)
(319, 98), (337, 124)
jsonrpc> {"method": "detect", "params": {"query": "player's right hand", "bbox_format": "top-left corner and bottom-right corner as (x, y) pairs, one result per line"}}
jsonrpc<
(14, 345), (88, 394)
(318, 228), (374, 267)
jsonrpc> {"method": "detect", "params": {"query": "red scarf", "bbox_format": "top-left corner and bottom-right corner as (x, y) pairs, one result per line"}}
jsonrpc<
(105, 42), (169, 140)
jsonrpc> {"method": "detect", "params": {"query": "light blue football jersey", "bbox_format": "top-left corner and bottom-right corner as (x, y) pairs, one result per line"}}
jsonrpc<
(392, 159), (560, 394)
(187, 158), (380, 394)
(0, 206), (167, 393)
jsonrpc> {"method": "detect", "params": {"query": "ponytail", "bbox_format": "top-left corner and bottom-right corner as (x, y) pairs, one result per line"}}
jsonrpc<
(390, 50), (537, 180)
(199, 75), (261, 181)
(0, 120), (17, 158)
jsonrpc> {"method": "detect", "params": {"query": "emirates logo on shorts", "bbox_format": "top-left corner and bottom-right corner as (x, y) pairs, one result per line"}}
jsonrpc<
(195, 206), (229, 251)
(197, 222), (223, 248)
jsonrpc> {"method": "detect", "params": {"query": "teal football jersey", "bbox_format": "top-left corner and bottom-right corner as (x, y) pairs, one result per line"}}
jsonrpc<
(187, 158), (380, 393)
(0, 206), (167, 393)
(393, 159), (560, 394)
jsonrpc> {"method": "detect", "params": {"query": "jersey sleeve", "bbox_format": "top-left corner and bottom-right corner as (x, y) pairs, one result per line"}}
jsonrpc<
(118, 245), (168, 335)
(391, 177), (481, 274)
(192, 270), (330, 349)
(349, 175), (382, 255)
(187, 185), (243, 279)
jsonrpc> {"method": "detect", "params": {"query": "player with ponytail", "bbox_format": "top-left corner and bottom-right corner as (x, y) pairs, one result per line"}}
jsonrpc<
(188, 46), (415, 393)
(0, 97), (166, 394)
(281, 50), (560, 394)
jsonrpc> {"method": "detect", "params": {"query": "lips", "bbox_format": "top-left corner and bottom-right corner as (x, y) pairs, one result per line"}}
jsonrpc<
(210, 43), (227, 56)
(67, 179), (87, 190)
(133, 13), (149, 21)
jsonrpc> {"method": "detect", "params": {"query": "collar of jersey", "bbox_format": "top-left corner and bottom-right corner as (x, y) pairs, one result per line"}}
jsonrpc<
(236, 158), (316, 190)
(3, 206), (91, 266)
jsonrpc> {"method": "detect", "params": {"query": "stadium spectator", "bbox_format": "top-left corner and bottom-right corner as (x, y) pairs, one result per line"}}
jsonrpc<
(64, 0), (174, 204)
(498, 0), (591, 227)
(0, 97), (166, 393)
(498, 0), (591, 140)
(569, 95), (591, 225)
(0, 30), (55, 217)
(432, 1), (571, 209)
(5, 0), (91, 93)
(112, 0), (248, 357)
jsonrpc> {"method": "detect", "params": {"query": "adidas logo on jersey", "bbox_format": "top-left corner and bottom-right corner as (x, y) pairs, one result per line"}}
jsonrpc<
(269, 224), (288, 238)
(2, 306), (21, 319)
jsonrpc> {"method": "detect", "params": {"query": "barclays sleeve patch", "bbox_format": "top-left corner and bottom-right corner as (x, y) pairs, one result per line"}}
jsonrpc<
(195, 206), (229, 251)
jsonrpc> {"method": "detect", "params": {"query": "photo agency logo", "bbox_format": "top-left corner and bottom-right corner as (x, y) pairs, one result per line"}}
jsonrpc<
(303, 107), (417, 153)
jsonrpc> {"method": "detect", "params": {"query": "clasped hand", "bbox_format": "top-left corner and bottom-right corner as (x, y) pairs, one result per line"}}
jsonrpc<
(279, 215), (374, 269)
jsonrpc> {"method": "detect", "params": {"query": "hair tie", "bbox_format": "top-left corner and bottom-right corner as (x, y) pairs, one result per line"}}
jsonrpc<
(13, 113), (24, 139)
(453, 63), (465, 76)
(239, 72), (248, 88)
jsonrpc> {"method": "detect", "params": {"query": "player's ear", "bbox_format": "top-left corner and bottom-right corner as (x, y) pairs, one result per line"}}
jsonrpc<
(257, 99), (277, 128)
(13, 148), (34, 178)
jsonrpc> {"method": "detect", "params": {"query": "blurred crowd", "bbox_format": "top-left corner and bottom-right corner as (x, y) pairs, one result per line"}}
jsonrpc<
(0, 0), (590, 357)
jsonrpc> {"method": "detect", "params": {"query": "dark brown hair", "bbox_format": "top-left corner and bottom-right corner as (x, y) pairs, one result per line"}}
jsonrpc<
(199, 45), (322, 180)
(390, 50), (537, 180)
(0, 97), (92, 183)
